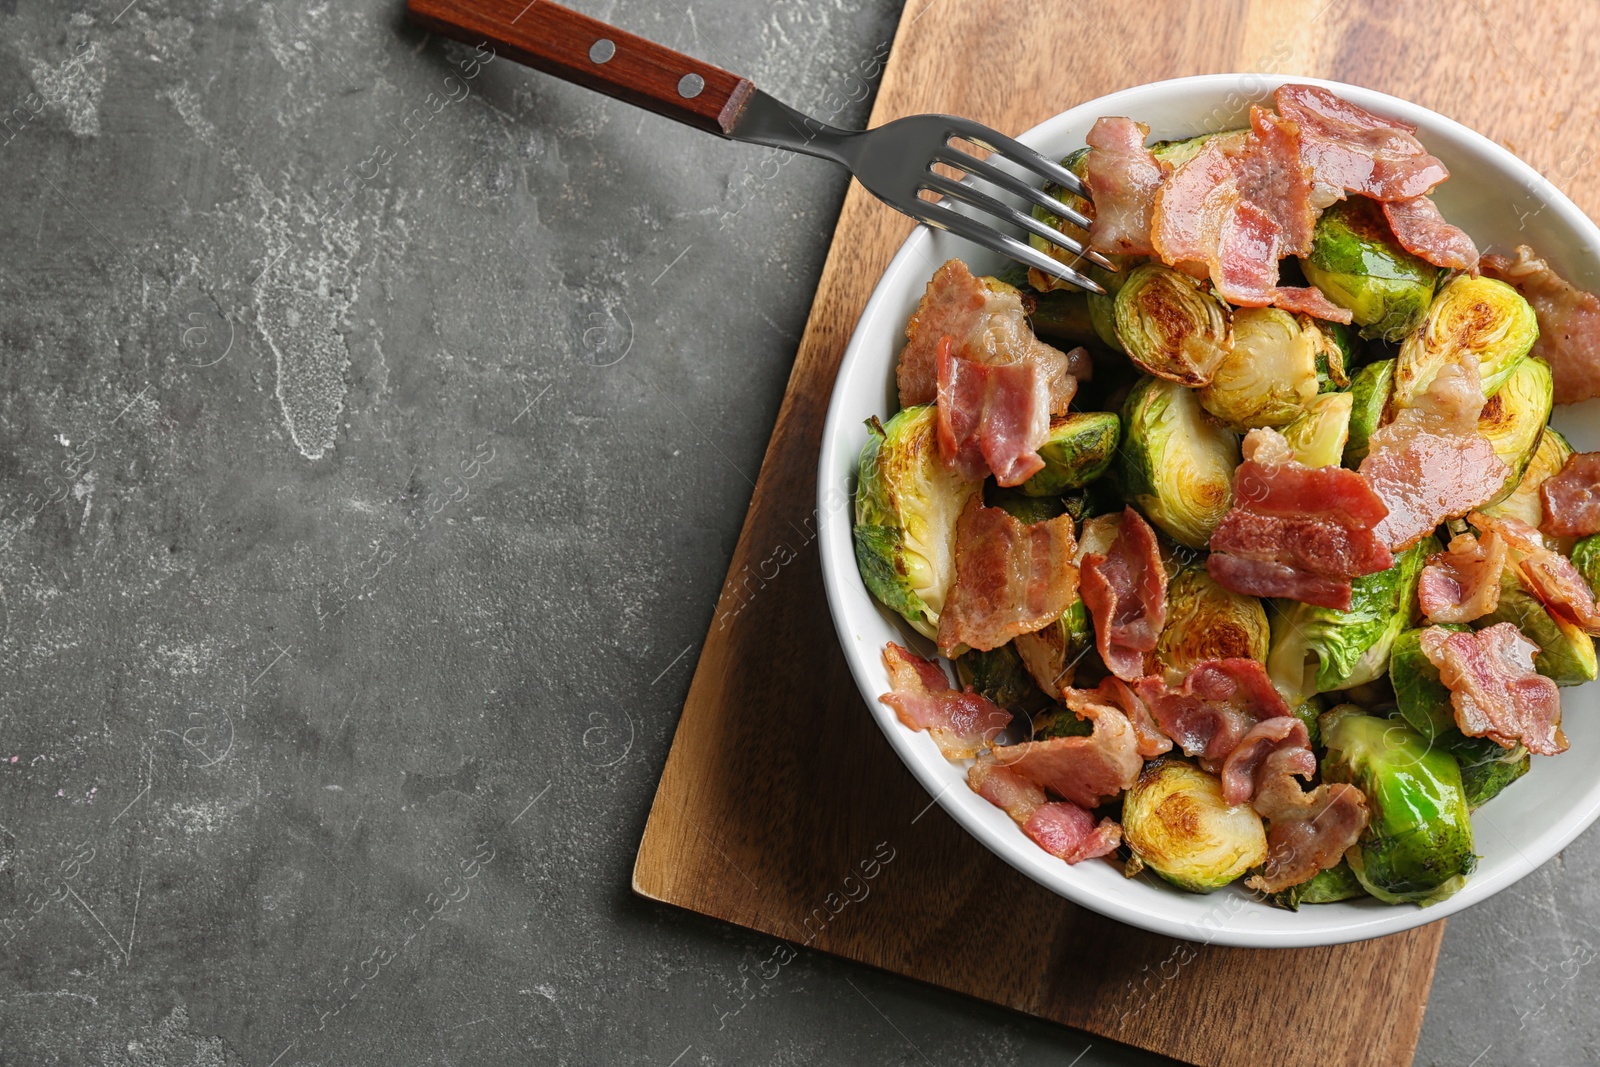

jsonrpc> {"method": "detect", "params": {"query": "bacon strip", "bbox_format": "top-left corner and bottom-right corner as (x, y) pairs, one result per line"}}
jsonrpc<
(1220, 716), (1315, 807)
(936, 341), (1050, 487)
(1207, 429), (1393, 609)
(1068, 677), (1173, 759)
(1482, 246), (1600, 406)
(1134, 658), (1291, 771)
(1083, 116), (1168, 256)
(1381, 195), (1479, 272)
(899, 259), (1079, 414)
(1539, 451), (1600, 538)
(1361, 358), (1508, 550)
(969, 759), (1122, 864)
(1273, 83), (1449, 201)
(1471, 512), (1600, 633)
(1418, 530), (1507, 624)
(1080, 507), (1168, 680)
(990, 694), (1142, 809)
(937, 498), (1079, 655)
(1420, 623), (1566, 755)
(1246, 778), (1370, 895)
(879, 643), (1012, 759)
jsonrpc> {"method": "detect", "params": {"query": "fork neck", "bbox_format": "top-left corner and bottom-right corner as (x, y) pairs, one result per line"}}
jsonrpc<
(728, 90), (859, 168)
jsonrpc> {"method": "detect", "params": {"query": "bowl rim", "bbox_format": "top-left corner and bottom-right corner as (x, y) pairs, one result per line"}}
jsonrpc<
(815, 72), (1600, 948)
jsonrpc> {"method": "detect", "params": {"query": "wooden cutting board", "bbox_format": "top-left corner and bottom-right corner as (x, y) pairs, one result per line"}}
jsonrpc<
(634, 3), (1600, 1065)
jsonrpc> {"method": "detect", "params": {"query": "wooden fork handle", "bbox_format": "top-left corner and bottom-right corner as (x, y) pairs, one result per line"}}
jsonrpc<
(406, 0), (756, 136)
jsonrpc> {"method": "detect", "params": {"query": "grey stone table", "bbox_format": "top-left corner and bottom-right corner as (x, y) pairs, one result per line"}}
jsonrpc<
(0, 2), (1594, 1065)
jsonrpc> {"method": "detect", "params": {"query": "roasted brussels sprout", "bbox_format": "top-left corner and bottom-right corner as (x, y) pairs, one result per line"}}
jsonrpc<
(1477, 357), (1553, 507)
(1198, 307), (1320, 429)
(1574, 534), (1600, 594)
(986, 485), (1067, 525)
(1267, 539), (1433, 706)
(1321, 707), (1477, 906)
(1153, 564), (1270, 680)
(1027, 147), (1092, 295)
(1020, 412), (1121, 497)
(1122, 759), (1268, 893)
(1342, 357), (1395, 468)
(1392, 275), (1538, 407)
(1149, 128), (1247, 167)
(1270, 860), (1367, 909)
(1312, 318), (1359, 391)
(1291, 695), (1326, 751)
(1119, 376), (1240, 549)
(1014, 599), (1095, 695)
(1480, 427), (1573, 527)
(1457, 745), (1531, 811)
(1026, 288), (1101, 348)
(1030, 705), (1095, 739)
(1298, 198), (1440, 341)
(1478, 567), (1599, 685)
(853, 406), (981, 639)
(1113, 263), (1233, 386)
(1282, 391), (1353, 468)
(955, 643), (1051, 714)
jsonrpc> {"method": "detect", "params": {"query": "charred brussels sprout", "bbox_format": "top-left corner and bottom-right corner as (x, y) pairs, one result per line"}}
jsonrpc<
(1282, 391), (1353, 468)
(1154, 565), (1270, 680)
(1298, 198), (1440, 341)
(1198, 307), (1320, 429)
(1574, 534), (1600, 595)
(1270, 860), (1367, 909)
(1113, 264), (1233, 386)
(1321, 708), (1477, 906)
(1477, 357), (1553, 507)
(1481, 427), (1573, 527)
(853, 406), (981, 639)
(1021, 412), (1121, 497)
(1392, 275), (1538, 406)
(1122, 759), (1267, 893)
(1342, 358), (1395, 468)
(955, 643), (1051, 714)
(1119, 376), (1240, 549)
(1015, 600), (1094, 695)
(1267, 539), (1433, 706)
(1478, 568), (1599, 685)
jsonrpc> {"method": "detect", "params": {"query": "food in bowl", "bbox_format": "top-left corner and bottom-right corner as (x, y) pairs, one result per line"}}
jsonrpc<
(851, 83), (1600, 910)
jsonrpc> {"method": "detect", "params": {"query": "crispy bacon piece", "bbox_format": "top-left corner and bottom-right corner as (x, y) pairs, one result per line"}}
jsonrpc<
(1068, 677), (1173, 758)
(899, 259), (1079, 413)
(937, 498), (1079, 655)
(1246, 777), (1370, 894)
(1471, 512), (1600, 633)
(1219, 716), (1315, 807)
(1150, 136), (1238, 276)
(1207, 429), (1393, 609)
(968, 760), (1122, 863)
(991, 694), (1142, 808)
(1273, 83), (1449, 201)
(936, 341), (1050, 487)
(1235, 106), (1317, 258)
(1361, 358), (1508, 550)
(1134, 658), (1291, 771)
(1420, 623), (1566, 755)
(1381, 195), (1479, 272)
(1080, 507), (1168, 680)
(1482, 245), (1600, 405)
(1539, 451), (1600, 538)
(1418, 530), (1507, 624)
(879, 643), (1012, 759)
(1083, 116), (1168, 256)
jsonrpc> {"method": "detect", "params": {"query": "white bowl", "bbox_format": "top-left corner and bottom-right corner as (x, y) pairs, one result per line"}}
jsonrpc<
(816, 74), (1600, 948)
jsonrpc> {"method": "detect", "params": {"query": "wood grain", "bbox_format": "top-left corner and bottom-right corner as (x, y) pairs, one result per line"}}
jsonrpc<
(635, 2), (1600, 1065)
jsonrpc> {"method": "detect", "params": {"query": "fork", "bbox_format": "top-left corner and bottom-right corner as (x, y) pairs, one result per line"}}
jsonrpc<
(406, 0), (1113, 292)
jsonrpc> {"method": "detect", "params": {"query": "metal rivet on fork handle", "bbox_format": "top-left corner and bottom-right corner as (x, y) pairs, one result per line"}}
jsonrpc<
(677, 73), (704, 99)
(588, 38), (615, 63)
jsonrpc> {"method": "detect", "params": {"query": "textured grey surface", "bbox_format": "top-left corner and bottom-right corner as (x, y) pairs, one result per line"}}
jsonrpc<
(0, 2), (1595, 1066)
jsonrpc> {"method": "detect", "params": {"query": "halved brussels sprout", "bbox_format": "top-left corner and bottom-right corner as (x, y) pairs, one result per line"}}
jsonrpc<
(1198, 307), (1320, 430)
(1267, 539), (1433, 706)
(1478, 567), (1599, 685)
(1342, 357), (1395, 468)
(1392, 275), (1538, 407)
(1014, 599), (1095, 696)
(1574, 534), (1600, 595)
(1270, 859), (1367, 910)
(1312, 318), (1359, 391)
(1113, 264), (1233, 386)
(1477, 357), (1553, 508)
(1119, 376), (1240, 549)
(1021, 412), (1121, 497)
(1122, 759), (1267, 893)
(1282, 391), (1353, 468)
(1153, 564), (1270, 680)
(853, 406), (981, 639)
(1321, 707), (1476, 906)
(955, 643), (1051, 714)
(1298, 198), (1440, 341)
(1480, 427), (1573, 527)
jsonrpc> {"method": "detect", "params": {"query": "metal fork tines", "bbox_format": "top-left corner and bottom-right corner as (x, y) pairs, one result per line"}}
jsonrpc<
(730, 93), (1115, 294)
